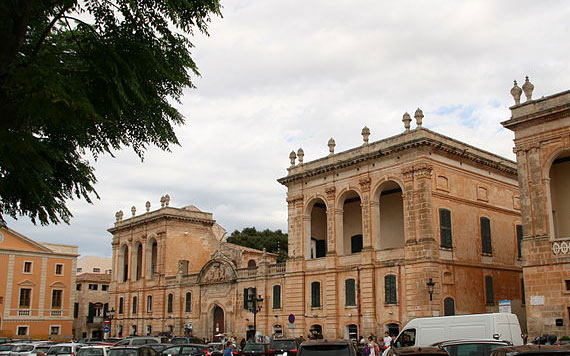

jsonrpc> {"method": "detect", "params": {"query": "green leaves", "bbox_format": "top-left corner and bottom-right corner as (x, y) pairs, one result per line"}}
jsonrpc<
(0, 0), (221, 225)
(227, 227), (289, 263)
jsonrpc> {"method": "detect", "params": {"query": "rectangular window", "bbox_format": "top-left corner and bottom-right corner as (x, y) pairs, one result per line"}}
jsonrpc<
(51, 290), (62, 309)
(485, 275), (494, 305)
(88, 284), (98, 290)
(273, 286), (281, 310)
(345, 279), (356, 307)
(55, 264), (63, 275)
(481, 217), (492, 254)
(185, 292), (192, 313)
(77, 268), (83, 273)
(50, 326), (60, 335)
(521, 279), (526, 305)
(23, 261), (33, 273)
(19, 288), (31, 308)
(93, 268), (101, 273)
(311, 282), (320, 308)
(516, 225), (523, 259)
(102, 285), (109, 291)
(17, 326), (28, 336)
(439, 209), (453, 248)
(243, 288), (256, 310)
(385, 275), (397, 304)
(132, 296), (137, 314)
(147, 295), (153, 313)
(119, 297), (124, 314)
(76, 284), (82, 291)
(167, 294), (173, 314)
(74, 303), (79, 318)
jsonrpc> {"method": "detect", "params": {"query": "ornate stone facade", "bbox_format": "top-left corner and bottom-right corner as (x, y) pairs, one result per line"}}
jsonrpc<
(503, 84), (570, 337)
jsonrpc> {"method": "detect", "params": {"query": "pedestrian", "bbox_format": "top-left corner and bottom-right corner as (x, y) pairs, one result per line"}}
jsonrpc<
(223, 342), (233, 356)
(240, 338), (246, 350)
(367, 336), (377, 356)
(383, 332), (392, 350)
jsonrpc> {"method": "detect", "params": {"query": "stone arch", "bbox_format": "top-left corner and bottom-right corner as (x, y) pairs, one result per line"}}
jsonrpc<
(305, 197), (328, 259)
(443, 296), (455, 316)
(206, 302), (226, 340)
(335, 189), (363, 256)
(547, 149), (570, 239)
(247, 259), (256, 268)
(197, 259), (237, 284)
(132, 241), (143, 281)
(372, 179), (405, 250)
(146, 235), (158, 280)
(118, 244), (129, 282)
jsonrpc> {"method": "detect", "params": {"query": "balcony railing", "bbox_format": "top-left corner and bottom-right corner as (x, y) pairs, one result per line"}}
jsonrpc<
(50, 309), (63, 317)
(18, 309), (31, 316)
(268, 263), (286, 274)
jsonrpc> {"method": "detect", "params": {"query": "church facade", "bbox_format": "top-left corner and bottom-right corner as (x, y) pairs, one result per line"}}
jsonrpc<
(110, 113), (527, 340)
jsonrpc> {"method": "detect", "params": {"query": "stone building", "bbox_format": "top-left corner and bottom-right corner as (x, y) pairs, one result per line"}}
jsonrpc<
(110, 112), (527, 340)
(502, 79), (570, 337)
(77, 256), (112, 275)
(73, 271), (112, 339)
(0, 227), (78, 339)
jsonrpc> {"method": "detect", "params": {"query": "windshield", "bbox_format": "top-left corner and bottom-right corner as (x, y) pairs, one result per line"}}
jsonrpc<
(270, 341), (296, 350)
(170, 339), (186, 345)
(108, 350), (137, 356)
(77, 349), (105, 356)
(48, 347), (71, 355)
(299, 345), (349, 356)
(444, 344), (506, 356)
(243, 345), (265, 352)
(12, 346), (34, 352)
(32, 347), (51, 354)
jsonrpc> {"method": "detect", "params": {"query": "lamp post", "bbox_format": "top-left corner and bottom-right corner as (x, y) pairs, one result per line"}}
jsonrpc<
(426, 278), (435, 301)
(105, 308), (115, 339)
(247, 293), (264, 341)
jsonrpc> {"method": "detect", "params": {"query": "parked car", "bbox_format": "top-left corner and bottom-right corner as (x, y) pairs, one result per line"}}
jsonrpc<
(240, 343), (269, 356)
(386, 346), (448, 356)
(268, 339), (300, 356)
(297, 340), (356, 356)
(47, 343), (85, 356)
(170, 338), (204, 346)
(10, 343), (54, 356)
(115, 338), (169, 347)
(0, 341), (12, 346)
(490, 345), (570, 356)
(108, 346), (157, 356)
(206, 344), (224, 356)
(0, 345), (17, 356)
(76, 346), (111, 356)
(160, 344), (209, 356)
(432, 339), (512, 356)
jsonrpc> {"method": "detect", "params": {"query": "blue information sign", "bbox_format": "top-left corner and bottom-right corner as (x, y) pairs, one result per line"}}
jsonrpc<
(104, 326), (111, 333)
(288, 314), (295, 324)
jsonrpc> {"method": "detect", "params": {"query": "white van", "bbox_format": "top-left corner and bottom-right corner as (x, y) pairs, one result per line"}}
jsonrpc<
(393, 313), (523, 348)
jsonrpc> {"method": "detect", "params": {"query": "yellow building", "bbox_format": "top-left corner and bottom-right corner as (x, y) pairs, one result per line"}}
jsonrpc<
(0, 227), (78, 340)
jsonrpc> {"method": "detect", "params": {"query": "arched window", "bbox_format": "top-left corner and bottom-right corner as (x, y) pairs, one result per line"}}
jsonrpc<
(345, 279), (356, 307)
(444, 297), (455, 316)
(376, 181), (405, 250)
(132, 296), (137, 314)
(309, 199), (327, 259)
(384, 275), (397, 304)
(273, 285), (281, 310)
(311, 282), (321, 308)
(146, 295), (152, 313)
(185, 292), (192, 313)
(247, 260), (256, 268)
(340, 191), (362, 256)
(480, 217), (492, 254)
(167, 293), (174, 313)
(439, 209), (452, 248)
(135, 243), (143, 280)
(120, 245), (129, 282)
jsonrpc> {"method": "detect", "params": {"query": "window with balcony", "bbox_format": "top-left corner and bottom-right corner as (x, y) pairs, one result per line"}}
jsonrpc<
(51, 290), (62, 309)
(19, 288), (31, 308)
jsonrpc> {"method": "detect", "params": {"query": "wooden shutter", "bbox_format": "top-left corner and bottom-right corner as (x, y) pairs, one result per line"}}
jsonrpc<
(345, 279), (356, 306)
(439, 209), (452, 248)
(516, 225), (523, 258)
(385, 275), (397, 304)
(273, 285), (281, 310)
(444, 298), (455, 316)
(485, 275), (494, 305)
(311, 282), (320, 308)
(481, 217), (492, 254)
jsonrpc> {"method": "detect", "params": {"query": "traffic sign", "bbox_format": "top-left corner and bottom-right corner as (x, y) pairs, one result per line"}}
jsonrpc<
(288, 314), (295, 324)
(104, 326), (111, 333)
(103, 318), (111, 325)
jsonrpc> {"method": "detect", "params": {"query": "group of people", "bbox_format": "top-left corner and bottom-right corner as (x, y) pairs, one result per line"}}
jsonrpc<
(359, 332), (395, 356)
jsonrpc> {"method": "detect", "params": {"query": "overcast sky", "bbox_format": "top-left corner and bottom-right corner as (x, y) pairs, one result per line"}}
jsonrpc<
(6, 0), (570, 257)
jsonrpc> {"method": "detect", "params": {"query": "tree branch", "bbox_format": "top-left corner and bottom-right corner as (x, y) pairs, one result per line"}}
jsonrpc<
(30, 4), (74, 58)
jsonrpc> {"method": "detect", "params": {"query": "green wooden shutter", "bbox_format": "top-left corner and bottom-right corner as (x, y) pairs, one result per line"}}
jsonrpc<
(385, 275), (397, 304)
(345, 279), (356, 306)
(167, 294), (173, 313)
(439, 209), (452, 248)
(481, 217), (492, 254)
(311, 282), (320, 308)
(516, 225), (523, 258)
(185, 292), (191, 313)
(485, 275), (494, 305)
(273, 285), (281, 310)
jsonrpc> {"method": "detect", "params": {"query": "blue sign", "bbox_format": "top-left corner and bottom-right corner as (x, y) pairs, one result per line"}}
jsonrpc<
(288, 314), (295, 324)
(104, 326), (111, 333)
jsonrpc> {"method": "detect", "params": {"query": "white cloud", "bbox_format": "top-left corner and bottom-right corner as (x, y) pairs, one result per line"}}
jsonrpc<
(6, 0), (570, 256)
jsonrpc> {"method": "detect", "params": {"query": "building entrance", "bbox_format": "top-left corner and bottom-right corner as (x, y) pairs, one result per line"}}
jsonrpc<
(213, 306), (224, 341)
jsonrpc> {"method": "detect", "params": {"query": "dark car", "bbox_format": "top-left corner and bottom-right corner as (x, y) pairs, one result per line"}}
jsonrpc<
(490, 345), (570, 356)
(170, 339), (205, 346)
(241, 344), (269, 356)
(297, 340), (356, 356)
(386, 346), (449, 356)
(432, 339), (512, 356)
(160, 344), (209, 356)
(108, 346), (157, 356)
(268, 339), (300, 356)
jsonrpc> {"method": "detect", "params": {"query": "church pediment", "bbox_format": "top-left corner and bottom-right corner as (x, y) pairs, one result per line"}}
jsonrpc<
(197, 259), (237, 285)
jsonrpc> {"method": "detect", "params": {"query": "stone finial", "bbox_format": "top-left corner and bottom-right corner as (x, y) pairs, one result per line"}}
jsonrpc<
(131, 206), (136, 217)
(164, 194), (170, 207)
(115, 210), (124, 222)
(328, 138), (336, 155)
(145, 201), (151, 212)
(414, 108), (424, 127)
(160, 195), (166, 208)
(289, 151), (297, 166)
(297, 148), (304, 164)
(522, 76), (534, 101)
(361, 126), (370, 145)
(510, 80), (522, 105)
(402, 112), (411, 131)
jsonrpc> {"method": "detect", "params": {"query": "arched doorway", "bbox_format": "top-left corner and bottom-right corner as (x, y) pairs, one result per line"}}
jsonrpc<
(375, 181), (405, 249)
(337, 190), (363, 256)
(549, 151), (570, 238)
(213, 306), (224, 341)
(307, 198), (327, 259)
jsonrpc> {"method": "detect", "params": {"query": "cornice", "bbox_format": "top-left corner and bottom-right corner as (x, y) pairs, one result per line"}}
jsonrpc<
(108, 212), (215, 234)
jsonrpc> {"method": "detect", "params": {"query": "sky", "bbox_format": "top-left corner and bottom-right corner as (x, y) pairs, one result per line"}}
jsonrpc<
(5, 0), (570, 257)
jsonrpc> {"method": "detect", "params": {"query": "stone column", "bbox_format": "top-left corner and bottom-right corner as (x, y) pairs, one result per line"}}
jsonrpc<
(325, 187), (337, 255)
(359, 177), (372, 250)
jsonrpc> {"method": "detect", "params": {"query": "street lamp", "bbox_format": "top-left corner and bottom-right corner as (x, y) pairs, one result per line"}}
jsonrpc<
(247, 293), (264, 341)
(426, 278), (435, 301)
(105, 308), (116, 338)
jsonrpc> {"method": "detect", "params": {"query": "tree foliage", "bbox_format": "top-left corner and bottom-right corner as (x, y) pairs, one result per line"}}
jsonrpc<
(0, 0), (221, 225)
(227, 227), (288, 263)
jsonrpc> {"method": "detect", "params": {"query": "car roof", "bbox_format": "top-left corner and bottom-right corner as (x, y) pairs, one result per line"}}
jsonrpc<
(392, 346), (449, 355)
(433, 340), (512, 346)
(79, 346), (109, 349)
(491, 345), (570, 355)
